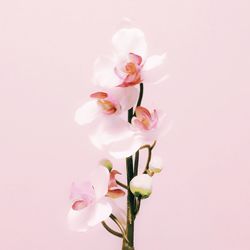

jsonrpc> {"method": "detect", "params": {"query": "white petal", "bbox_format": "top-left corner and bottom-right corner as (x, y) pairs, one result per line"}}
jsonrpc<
(112, 28), (147, 59)
(67, 205), (92, 232)
(93, 56), (122, 88)
(89, 117), (133, 150)
(108, 87), (138, 111)
(108, 133), (154, 159)
(87, 198), (112, 227)
(89, 166), (110, 200)
(141, 53), (168, 85)
(75, 100), (100, 125)
(143, 54), (166, 71)
(67, 198), (112, 232)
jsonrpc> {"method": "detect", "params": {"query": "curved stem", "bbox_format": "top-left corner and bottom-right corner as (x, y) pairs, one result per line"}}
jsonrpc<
(102, 221), (123, 238)
(110, 214), (128, 243)
(139, 141), (157, 173)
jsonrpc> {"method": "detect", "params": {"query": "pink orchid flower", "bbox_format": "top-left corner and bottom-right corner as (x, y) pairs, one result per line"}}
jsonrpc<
(75, 87), (138, 125)
(106, 106), (170, 159)
(131, 106), (159, 131)
(67, 166), (112, 232)
(93, 27), (168, 88)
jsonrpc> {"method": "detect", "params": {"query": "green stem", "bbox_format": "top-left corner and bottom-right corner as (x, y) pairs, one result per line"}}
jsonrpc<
(102, 221), (123, 238)
(134, 151), (139, 176)
(133, 83), (144, 116)
(110, 214), (128, 243)
(122, 83), (144, 250)
(122, 108), (135, 250)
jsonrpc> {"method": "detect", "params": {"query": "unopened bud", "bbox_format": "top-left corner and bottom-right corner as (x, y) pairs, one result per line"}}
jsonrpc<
(99, 159), (113, 171)
(149, 155), (163, 174)
(129, 174), (152, 199)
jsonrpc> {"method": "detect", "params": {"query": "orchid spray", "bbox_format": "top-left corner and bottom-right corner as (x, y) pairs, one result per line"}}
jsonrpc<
(68, 27), (168, 250)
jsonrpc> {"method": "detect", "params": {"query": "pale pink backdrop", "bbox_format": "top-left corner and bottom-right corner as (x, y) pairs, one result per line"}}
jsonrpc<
(0, 0), (250, 249)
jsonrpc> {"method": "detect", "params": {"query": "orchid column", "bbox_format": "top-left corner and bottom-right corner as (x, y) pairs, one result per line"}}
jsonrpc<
(68, 27), (168, 250)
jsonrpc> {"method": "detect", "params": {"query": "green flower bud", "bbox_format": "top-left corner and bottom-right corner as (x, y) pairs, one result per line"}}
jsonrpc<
(99, 159), (113, 171)
(149, 155), (163, 174)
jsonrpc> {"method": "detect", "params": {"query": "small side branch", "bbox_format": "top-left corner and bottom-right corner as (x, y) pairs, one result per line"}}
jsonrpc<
(101, 221), (123, 238)
(110, 214), (129, 243)
(139, 140), (157, 173)
(116, 180), (128, 190)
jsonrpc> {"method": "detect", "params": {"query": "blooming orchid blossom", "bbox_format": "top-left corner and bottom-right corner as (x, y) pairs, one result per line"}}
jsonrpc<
(67, 166), (112, 232)
(105, 106), (168, 159)
(93, 27), (167, 88)
(75, 87), (138, 125)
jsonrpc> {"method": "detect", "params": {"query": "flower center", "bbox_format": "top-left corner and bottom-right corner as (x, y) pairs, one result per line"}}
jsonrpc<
(97, 99), (117, 115)
(125, 62), (137, 75)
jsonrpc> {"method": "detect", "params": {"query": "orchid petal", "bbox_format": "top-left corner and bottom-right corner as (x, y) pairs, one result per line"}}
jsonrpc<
(93, 56), (122, 88)
(135, 106), (151, 120)
(67, 205), (92, 232)
(89, 117), (133, 150)
(143, 54), (166, 71)
(108, 134), (152, 159)
(109, 170), (121, 189)
(141, 54), (168, 85)
(67, 198), (112, 232)
(107, 189), (126, 199)
(87, 198), (112, 227)
(89, 166), (110, 200)
(112, 28), (147, 59)
(75, 100), (100, 125)
(70, 182), (95, 202)
(90, 92), (108, 99)
(129, 53), (142, 65)
(108, 87), (138, 111)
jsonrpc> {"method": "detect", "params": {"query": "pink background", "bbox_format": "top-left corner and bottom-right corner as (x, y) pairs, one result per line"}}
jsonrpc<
(0, 0), (250, 249)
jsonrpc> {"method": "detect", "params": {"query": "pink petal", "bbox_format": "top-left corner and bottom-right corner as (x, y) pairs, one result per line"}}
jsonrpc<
(135, 106), (151, 120)
(72, 200), (90, 210)
(90, 92), (108, 99)
(129, 53), (142, 65)
(70, 182), (95, 201)
(131, 118), (148, 131)
(112, 28), (147, 60)
(109, 170), (121, 189)
(75, 100), (100, 125)
(89, 166), (110, 200)
(106, 189), (126, 199)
